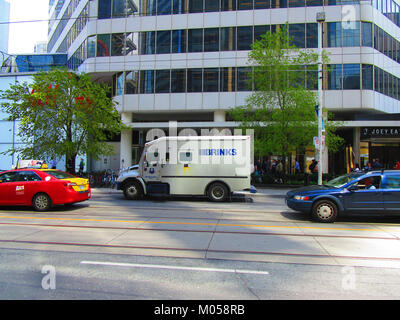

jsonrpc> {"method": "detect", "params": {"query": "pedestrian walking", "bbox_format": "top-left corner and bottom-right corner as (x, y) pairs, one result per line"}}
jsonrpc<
(50, 158), (57, 169)
(79, 158), (85, 176)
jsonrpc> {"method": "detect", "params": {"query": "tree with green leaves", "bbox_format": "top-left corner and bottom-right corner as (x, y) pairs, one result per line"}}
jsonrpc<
(0, 68), (127, 173)
(229, 24), (343, 173)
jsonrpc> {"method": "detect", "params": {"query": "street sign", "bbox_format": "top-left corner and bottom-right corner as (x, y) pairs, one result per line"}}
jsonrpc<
(313, 135), (325, 150)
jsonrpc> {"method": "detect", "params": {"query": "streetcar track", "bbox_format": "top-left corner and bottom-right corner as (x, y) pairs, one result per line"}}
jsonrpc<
(2, 209), (400, 228)
(1, 237), (400, 264)
(0, 220), (399, 241)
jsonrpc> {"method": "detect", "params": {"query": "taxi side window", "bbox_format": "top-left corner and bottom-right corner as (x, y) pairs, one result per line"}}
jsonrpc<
(15, 171), (42, 182)
(383, 175), (400, 189)
(0, 172), (17, 183)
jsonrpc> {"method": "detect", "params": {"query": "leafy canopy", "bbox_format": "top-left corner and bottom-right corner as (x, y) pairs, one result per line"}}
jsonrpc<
(0, 68), (127, 166)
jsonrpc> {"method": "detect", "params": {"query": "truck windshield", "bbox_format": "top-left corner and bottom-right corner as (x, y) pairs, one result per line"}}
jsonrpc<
(324, 173), (363, 188)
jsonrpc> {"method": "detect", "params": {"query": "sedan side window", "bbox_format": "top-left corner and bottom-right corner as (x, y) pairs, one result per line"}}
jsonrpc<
(353, 176), (381, 190)
(383, 175), (400, 189)
(15, 171), (42, 182)
(0, 172), (17, 183)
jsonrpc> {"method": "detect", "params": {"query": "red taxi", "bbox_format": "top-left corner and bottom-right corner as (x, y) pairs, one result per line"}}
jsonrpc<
(0, 169), (91, 211)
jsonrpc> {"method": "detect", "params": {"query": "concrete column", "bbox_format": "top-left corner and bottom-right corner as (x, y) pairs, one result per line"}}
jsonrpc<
(214, 110), (226, 122)
(120, 112), (132, 169)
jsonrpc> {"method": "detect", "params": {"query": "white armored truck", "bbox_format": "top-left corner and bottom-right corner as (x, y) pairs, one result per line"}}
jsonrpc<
(116, 136), (252, 201)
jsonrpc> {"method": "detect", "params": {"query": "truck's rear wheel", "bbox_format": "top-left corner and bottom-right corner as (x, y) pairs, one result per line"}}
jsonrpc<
(123, 181), (143, 200)
(207, 182), (229, 202)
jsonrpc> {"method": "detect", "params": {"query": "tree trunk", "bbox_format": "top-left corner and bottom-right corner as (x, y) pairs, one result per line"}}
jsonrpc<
(66, 155), (76, 174)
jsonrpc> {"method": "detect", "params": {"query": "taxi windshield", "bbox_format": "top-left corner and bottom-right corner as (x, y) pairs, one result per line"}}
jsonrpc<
(324, 173), (363, 188)
(42, 170), (76, 180)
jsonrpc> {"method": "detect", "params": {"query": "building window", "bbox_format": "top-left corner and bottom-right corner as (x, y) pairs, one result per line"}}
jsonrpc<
(125, 32), (138, 55)
(254, 0), (270, 9)
(157, 0), (172, 14)
(189, 0), (203, 13)
(171, 69), (186, 92)
(112, 0), (126, 17)
(289, 0), (305, 7)
(156, 30), (171, 54)
(172, 30), (187, 53)
(187, 68), (203, 92)
(362, 64), (373, 90)
(361, 22), (373, 47)
(254, 25), (269, 42)
(141, 0), (156, 15)
(306, 23), (317, 48)
(205, 0), (220, 11)
(306, 0), (323, 5)
(87, 35), (96, 58)
(271, 0), (288, 8)
(188, 29), (203, 52)
(289, 24), (305, 48)
(328, 64), (342, 90)
(221, 67), (236, 92)
(204, 28), (219, 52)
(125, 71), (139, 94)
(97, 34), (111, 56)
(237, 26), (253, 50)
(342, 21), (360, 47)
(221, 0), (237, 10)
(98, 0), (112, 19)
(327, 22), (341, 47)
(111, 33), (125, 56)
(220, 27), (236, 51)
(203, 68), (219, 92)
(155, 70), (171, 93)
(116, 72), (124, 95)
(237, 67), (252, 91)
(173, 0), (188, 14)
(140, 70), (155, 93)
(140, 31), (156, 54)
(238, 0), (254, 10)
(343, 64), (360, 89)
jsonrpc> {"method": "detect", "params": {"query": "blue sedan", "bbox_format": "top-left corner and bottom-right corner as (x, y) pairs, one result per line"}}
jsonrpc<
(286, 170), (400, 223)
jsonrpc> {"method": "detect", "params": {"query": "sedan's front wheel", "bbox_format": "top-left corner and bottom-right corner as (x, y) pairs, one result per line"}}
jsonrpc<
(312, 199), (338, 223)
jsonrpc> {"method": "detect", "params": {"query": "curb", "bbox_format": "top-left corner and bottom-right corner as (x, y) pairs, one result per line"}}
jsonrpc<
(91, 188), (288, 197)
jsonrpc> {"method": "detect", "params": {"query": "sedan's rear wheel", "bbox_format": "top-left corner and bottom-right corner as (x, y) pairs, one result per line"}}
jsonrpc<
(33, 193), (52, 212)
(312, 199), (338, 223)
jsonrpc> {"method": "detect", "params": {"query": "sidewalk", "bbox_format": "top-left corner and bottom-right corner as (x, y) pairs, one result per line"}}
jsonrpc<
(91, 186), (293, 197)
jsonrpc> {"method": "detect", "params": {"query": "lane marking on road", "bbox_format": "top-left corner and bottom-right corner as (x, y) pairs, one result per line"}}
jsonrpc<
(80, 260), (269, 275)
(0, 215), (387, 232)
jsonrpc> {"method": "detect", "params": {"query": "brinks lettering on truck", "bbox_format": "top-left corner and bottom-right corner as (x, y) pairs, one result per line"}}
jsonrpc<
(199, 149), (237, 156)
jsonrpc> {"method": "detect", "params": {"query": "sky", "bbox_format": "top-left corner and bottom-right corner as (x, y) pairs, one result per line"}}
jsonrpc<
(7, 0), (49, 54)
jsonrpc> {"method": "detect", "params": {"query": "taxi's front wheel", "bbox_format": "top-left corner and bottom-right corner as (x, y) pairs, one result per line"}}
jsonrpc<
(33, 193), (52, 212)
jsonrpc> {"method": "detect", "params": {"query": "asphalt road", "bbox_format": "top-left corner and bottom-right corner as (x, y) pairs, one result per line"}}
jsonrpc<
(1, 189), (400, 302)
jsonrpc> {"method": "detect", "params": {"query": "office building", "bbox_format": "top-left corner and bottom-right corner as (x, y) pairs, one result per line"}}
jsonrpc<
(46, 0), (400, 172)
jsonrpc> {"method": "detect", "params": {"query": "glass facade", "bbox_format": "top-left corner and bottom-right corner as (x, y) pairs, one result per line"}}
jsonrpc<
(99, 0), (138, 18)
(133, 0), (360, 16)
(114, 64), (400, 103)
(1, 54), (67, 73)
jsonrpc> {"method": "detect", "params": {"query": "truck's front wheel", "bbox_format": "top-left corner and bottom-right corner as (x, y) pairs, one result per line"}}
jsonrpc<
(123, 181), (143, 200)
